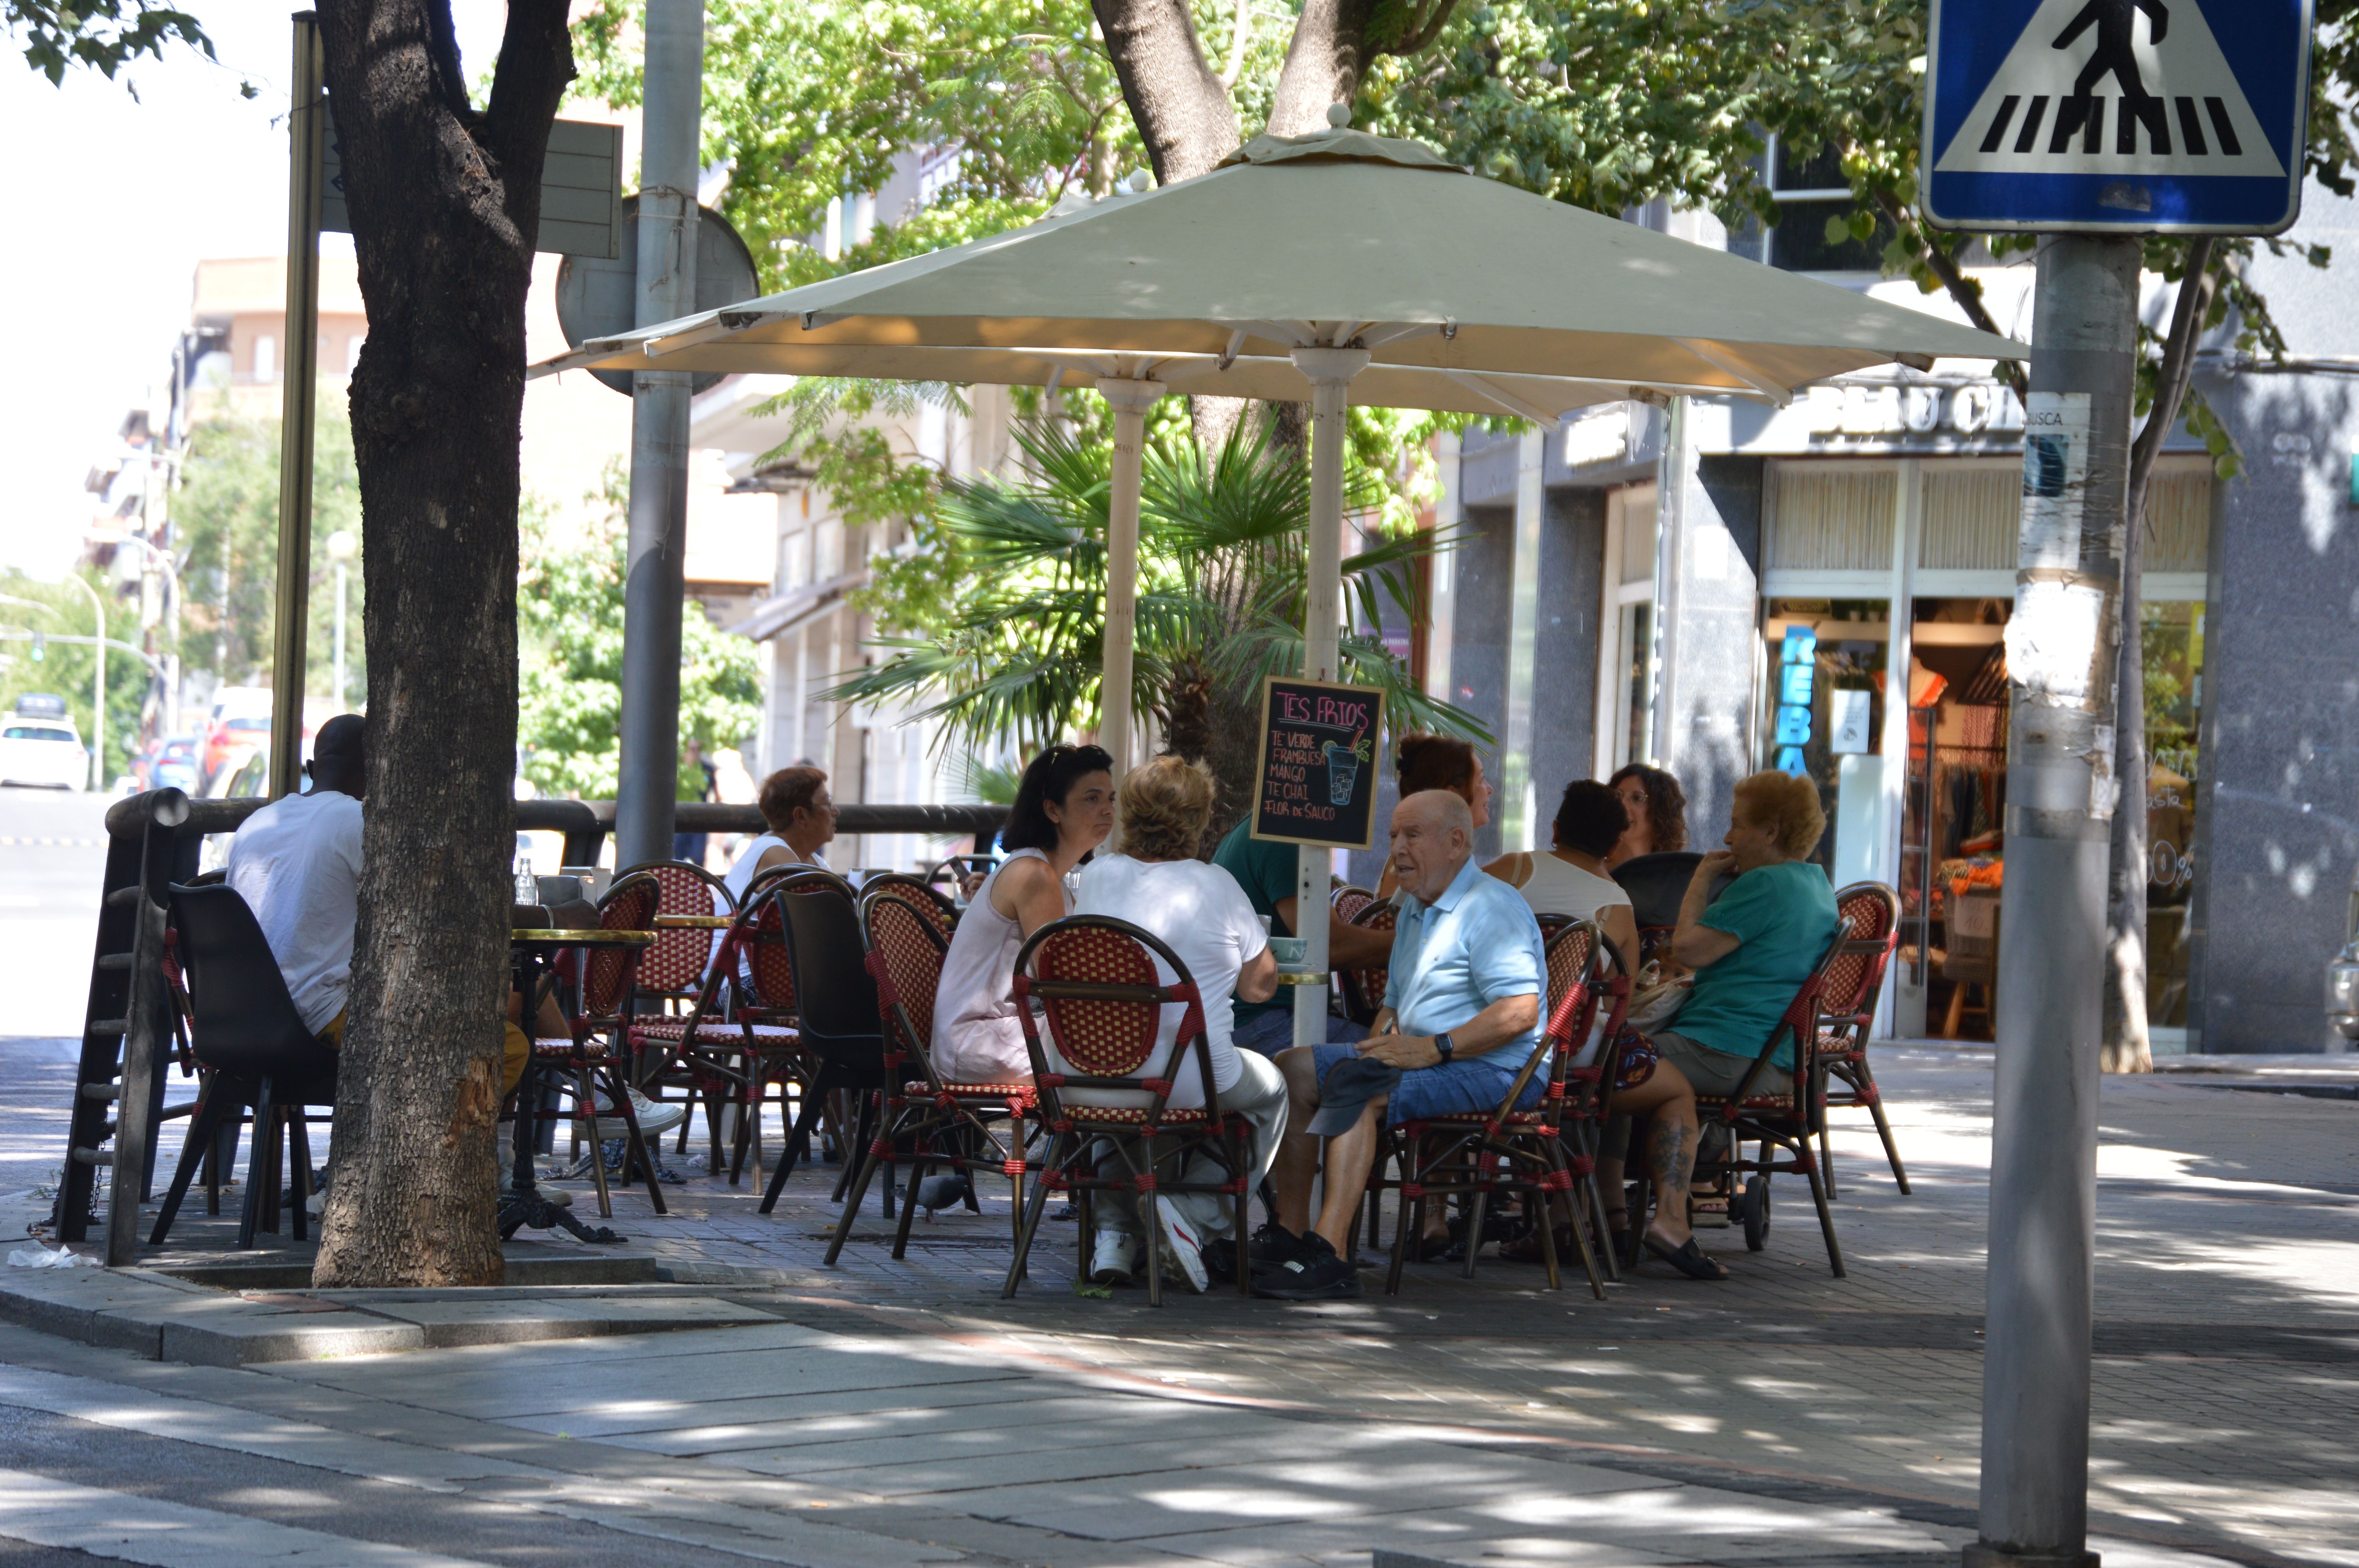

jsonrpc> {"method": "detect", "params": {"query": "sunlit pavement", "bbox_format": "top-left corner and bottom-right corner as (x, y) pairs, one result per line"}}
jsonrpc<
(2, 795), (2355, 1565)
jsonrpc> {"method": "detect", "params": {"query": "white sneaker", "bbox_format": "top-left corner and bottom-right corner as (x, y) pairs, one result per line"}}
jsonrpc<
(1089, 1229), (1142, 1286)
(624, 1089), (685, 1137)
(1153, 1205), (1209, 1294)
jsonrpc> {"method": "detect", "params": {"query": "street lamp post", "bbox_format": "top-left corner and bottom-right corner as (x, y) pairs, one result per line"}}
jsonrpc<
(56, 575), (105, 791)
(326, 529), (355, 710)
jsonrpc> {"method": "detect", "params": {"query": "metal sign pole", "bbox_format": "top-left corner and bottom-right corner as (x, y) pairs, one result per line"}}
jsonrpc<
(612, 0), (703, 873)
(1919, 6), (2314, 1562)
(1967, 236), (2139, 1568)
(269, 9), (325, 800)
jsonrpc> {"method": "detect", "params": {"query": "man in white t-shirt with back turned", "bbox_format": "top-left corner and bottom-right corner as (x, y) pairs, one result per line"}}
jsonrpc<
(227, 715), (366, 1045)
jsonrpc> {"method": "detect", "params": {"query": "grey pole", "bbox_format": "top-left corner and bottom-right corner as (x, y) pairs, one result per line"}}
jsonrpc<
(269, 9), (325, 802)
(1967, 234), (2139, 1568)
(613, 0), (704, 872)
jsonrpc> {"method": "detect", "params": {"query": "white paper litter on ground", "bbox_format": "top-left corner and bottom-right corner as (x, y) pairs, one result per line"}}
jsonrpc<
(8, 1244), (97, 1268)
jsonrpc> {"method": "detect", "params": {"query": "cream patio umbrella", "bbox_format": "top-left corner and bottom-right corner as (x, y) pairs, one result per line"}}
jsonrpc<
(540, 109), (2026, 1044)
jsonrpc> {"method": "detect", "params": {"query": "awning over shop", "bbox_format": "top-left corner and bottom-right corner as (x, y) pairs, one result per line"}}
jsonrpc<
(724, 567), (867, 642)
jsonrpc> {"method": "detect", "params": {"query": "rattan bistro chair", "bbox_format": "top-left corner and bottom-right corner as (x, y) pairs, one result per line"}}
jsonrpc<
(1001, 916), (1255, 1306)
(1815, 882), (1907, 1199)
(631, 884), (806, 1184)
(824, 884), (1038, 1267)
(1678, 920), (1855, 1277)
(515, 874), (668, 1219)
(1370, 920), (1616, 1298)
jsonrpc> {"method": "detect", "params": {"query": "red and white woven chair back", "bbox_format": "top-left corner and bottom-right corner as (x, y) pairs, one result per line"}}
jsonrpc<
(1543, 921), (1595, 1036)
(738, 893), (796, 1014)
(863, 891), (946, 1057)
(635, 862), (725, 997)
(1331, 885), (1376, 927)
(1339, 900), (1397, 1022)
(860, 872), (956, 946)
(582, 873), (659, 1019)
(1031, 923), (1163, 1080)
(1824, 882), (1900, 1021)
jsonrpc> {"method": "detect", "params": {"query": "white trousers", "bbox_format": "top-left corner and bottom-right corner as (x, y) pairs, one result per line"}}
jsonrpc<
(1096, 1050), (1289, 1241)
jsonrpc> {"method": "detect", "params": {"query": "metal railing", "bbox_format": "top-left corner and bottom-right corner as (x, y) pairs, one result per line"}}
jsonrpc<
(114, 791), (1008, 871)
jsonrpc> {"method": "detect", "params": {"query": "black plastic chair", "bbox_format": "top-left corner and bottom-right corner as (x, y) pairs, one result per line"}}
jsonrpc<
(757, 871), (889, 1215)
(151, 884), (341, 1249)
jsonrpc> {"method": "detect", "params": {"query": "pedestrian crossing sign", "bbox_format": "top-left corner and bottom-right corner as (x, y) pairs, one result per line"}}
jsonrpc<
(1922, 0), (2314, 233)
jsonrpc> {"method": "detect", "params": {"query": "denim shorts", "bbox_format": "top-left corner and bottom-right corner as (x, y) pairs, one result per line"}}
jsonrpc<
(1309, 1040), (1544, 1125)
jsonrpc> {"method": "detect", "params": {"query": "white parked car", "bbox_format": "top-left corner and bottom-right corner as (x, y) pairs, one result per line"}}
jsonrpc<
(0, 715), (89, 790)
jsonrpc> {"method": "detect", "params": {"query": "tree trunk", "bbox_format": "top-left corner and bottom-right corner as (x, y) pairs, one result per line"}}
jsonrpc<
(1268, 0), (1374, 132)
(2102, 240), (2216, 1075)
(309, 0), (573, 1288)
(1090, 0), (1239, 183)
(1199, 670), (1267, 849)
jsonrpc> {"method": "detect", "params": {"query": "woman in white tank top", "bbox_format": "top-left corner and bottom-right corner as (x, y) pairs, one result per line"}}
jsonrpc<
(1484, 778), (1641, 974)
(721, 766), (837, 904)
(931, 744), (1114, 1085)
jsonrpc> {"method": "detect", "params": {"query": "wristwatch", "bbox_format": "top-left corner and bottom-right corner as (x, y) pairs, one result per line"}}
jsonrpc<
(1434, 1031), (1455, 1065)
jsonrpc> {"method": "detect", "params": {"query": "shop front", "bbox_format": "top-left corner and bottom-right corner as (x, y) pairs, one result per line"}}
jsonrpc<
(1754, 448), (2215, 1043)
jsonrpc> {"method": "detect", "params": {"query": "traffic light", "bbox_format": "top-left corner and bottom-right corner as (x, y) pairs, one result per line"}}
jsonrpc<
(30, 632), (43, 662)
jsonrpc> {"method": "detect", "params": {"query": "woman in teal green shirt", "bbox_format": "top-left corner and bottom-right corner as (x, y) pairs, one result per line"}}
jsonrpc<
(1622, 770), (1842, 1279)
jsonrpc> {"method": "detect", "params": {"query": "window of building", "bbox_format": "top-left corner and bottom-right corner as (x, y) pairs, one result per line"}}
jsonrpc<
(1726, 138), (1894, 273)
(253, 334), (276, 383)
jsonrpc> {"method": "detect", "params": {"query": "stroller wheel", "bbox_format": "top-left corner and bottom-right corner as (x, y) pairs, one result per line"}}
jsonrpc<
(1740, 1175), (1771, 1252)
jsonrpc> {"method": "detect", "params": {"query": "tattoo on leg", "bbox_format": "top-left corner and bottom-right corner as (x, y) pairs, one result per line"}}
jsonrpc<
(1647, 1120), (1693, 1192)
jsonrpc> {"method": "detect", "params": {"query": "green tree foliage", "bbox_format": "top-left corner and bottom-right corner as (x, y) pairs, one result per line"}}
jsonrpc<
(172, 386), (367, 700)
(5, 0), (213, 84)
(831, 414), (1484, 753)
(571, 0), (1213, 289)
(0, 570), (148, 776)
(516, 470), (763, 799)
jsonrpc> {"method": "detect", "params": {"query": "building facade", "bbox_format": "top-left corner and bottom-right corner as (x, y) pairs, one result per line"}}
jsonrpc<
(1423, 186), (2359, 1054)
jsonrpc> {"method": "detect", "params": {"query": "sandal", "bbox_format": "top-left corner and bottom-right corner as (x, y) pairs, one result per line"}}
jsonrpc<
(1643, 1232), (1729, 1280)
(1499, 1224), (1580, 1265)
(1411, 1228), (1457, 1262)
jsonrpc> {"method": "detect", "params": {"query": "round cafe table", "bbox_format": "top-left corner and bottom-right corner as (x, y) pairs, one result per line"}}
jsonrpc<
(503, 926), (655, 1241)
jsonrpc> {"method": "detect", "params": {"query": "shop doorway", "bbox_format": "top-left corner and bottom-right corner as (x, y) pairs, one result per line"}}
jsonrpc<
(1894, 597), (2207, 1042)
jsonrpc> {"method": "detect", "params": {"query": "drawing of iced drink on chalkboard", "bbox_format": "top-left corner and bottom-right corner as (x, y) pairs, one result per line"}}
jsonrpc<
(1323, 731), (1373, 806)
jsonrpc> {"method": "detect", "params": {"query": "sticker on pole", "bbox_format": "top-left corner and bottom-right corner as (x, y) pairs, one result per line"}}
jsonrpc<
(1922, 0), (2314, 233)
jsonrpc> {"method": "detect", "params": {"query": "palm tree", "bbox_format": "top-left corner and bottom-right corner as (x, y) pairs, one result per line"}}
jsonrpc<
(827, 417), (1486, 828)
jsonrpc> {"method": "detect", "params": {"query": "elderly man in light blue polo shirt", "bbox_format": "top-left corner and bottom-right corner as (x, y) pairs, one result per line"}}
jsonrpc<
(1256, 789), (1546, 1300)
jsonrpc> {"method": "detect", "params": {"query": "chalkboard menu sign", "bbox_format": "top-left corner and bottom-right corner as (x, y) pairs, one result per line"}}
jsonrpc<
(1248, 676), (1388, 850)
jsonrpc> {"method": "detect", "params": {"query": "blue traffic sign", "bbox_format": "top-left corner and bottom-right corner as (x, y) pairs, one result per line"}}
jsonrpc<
(1922, 0), (2314, 234)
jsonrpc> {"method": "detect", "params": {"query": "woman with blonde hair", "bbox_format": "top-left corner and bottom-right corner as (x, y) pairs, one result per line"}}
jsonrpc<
(1607, 769), (1842, 1280)
(1070, 755), (1289, 1294)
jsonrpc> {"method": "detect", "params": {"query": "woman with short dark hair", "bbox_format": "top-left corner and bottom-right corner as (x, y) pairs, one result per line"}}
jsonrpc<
(1482, 779), (1640, 967)
(931, 743), (1114, 1086)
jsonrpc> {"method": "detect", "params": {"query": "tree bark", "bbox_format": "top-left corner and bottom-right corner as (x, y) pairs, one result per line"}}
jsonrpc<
(2103, 239), (2215, 1076)
(309, 0), (573, 1287)
(1090, 0), (1239, 183)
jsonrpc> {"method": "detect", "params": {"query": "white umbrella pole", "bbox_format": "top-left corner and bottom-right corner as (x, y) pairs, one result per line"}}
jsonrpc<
(1097, 378), (1163, 780)
(1290, 348), (1370, 1050)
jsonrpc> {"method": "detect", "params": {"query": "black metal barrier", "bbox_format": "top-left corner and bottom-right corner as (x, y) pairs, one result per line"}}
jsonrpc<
(56, 790), (1007, 1251)
(119, 793), (1008, 870)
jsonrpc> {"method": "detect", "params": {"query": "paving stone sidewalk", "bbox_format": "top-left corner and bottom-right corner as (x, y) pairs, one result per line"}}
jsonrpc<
(1, 1040), (2354, 1568)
